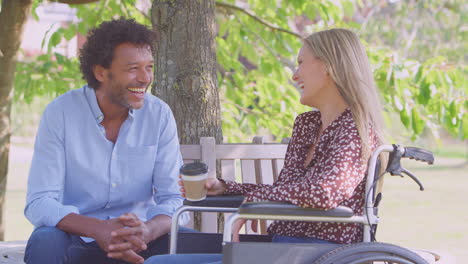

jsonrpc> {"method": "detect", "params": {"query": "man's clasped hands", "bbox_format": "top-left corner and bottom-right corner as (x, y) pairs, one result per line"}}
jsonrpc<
(94, 213), (153, 264)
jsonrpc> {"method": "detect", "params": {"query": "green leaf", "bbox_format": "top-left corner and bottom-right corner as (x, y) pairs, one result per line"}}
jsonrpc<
(448, 101), (459, 122)
(414, 65), (423, 82)
(259, 61), (273, 75)
(411, 108), (425, 135)
(462, 114), (468, 139)
(247, 115), (258, 133)
(400, 109), (410, 129)
(417, 80), (431, 105)
(388, 69), (395, 88)
(77, 22), (89, 35)
(318, 3), (331, 22)
(31, 2), (41, 21)
(55, 53), (66, 65)
(342, 0), (355, 17)
(218, 20), (229, 37)
(290, 0), (304, 10)
(239, 28), (246, 38)
(49, 32), (62, 49)
(63, 26), (77, 41)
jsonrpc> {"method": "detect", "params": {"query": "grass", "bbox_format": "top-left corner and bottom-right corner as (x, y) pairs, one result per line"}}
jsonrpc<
(5, 144), (34, 242)
(377, 157), (468, 263)
(4, 140), (467, 263)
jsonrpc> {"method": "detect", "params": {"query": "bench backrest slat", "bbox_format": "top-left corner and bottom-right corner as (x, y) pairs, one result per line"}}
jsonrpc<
(180, 136), (289, 233)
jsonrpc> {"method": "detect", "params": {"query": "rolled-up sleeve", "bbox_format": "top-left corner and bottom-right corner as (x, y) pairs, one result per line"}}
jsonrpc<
(24, 101), (79, 227)
(146, 106), (184, 220)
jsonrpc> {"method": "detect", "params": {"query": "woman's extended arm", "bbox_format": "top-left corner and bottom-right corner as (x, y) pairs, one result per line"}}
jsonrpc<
(242, 126), (371, 209)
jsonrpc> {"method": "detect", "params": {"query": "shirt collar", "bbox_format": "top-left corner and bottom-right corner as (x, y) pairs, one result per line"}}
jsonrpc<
(84, 85), (135, 124)
(85, 85), (104, 124)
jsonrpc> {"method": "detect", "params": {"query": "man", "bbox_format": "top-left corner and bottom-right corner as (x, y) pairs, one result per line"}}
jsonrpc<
(24, 18), (187, 264)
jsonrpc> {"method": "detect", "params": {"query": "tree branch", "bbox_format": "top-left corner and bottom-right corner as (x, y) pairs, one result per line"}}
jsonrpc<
(215, 2), (302, 39)
(136, 7), (150, 21)
(231, 12), (298, 90)
(56, 0), (150, 21)
(121, 0), (150, 22)
(135, 7), (151, 21)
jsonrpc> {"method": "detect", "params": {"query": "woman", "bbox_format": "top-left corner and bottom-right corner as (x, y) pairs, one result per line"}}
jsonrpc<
(145, 28), (385, 264)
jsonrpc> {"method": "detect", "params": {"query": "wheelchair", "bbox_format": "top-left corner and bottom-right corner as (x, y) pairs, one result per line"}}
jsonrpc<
(169, 144), (436, 264)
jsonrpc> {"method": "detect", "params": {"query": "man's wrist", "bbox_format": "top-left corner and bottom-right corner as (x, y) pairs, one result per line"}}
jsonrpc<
(144, 221), (159, 243)
(56, 213), (108, 239)
(89, 218), (107, 240)
(145, 214), (171, 242)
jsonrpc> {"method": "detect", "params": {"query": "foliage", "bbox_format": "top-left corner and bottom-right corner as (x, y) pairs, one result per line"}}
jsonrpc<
(216, 6), (300, 141)
(359, 0), (468, 141)
(15, 52), (81, 103)
(216, 0), (467, 142)
(15, 0), (149, 101)
(359, 0), (467, 66)
(370, 48), (467, 141)
(13, 0), (467, 143)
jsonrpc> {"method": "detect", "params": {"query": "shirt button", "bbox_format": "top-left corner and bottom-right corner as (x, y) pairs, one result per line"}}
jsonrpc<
(111, 183), (117, 188)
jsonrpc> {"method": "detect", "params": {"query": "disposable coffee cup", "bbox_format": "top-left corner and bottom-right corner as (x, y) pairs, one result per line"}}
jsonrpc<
(180, 162), (209, 201)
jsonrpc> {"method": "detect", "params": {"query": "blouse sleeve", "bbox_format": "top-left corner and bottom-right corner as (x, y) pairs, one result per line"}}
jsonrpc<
(223, 181), (269, 195)
(243, 127), (367, 210)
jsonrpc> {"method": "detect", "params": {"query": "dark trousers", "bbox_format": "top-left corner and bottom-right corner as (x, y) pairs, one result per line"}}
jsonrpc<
(24, 226), (194, 264)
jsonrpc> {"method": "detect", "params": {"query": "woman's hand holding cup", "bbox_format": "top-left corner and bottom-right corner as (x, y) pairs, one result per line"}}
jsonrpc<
(178, 175), (227, 198)
(205, 178), (227, 195)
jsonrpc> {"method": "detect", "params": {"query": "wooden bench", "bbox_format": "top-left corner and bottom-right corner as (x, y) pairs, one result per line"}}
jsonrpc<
(180, 136), (288, 234)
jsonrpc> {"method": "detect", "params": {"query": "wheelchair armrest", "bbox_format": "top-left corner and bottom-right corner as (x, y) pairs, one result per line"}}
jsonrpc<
(238, 202), (354, 217)
(183, 195), (245, 208)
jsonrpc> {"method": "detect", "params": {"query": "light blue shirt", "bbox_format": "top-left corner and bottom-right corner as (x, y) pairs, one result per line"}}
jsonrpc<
(25, 85), (184, 237)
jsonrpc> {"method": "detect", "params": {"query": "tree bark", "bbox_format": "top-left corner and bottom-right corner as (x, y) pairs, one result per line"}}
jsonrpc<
(0, 0), (33, 240)
(151, 0), (222, 231)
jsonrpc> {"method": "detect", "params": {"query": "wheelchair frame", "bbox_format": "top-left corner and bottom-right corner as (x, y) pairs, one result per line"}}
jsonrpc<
(221, 144), (392, 244)
(169, 144), (435, 263)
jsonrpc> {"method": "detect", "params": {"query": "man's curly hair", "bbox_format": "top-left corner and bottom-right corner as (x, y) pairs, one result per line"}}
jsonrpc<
(79, 18), (155, 89)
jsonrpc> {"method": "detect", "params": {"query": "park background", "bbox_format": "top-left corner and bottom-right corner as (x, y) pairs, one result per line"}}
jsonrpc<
(0, 0), (466, 263)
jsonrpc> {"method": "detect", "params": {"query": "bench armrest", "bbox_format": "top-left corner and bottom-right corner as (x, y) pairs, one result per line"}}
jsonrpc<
(238, 202), (354, 217)
(183, 195), (245, 208)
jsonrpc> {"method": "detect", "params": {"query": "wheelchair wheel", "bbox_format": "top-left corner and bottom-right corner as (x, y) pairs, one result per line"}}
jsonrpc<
(312, 242), (429, 264)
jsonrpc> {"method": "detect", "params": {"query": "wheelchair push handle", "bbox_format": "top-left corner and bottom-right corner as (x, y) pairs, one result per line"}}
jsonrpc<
(402, 147), (434, 165)
(385, 144), (434, 191)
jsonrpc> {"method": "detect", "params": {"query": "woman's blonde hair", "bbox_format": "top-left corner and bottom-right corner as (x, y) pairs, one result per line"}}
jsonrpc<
(304, 28), (385, 160)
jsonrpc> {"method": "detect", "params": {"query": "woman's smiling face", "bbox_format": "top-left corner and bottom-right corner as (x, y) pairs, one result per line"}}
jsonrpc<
(292, 45), (330, 108)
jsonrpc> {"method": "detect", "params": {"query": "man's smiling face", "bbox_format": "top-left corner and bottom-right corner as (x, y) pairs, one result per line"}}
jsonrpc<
(98, 42), (154, 110)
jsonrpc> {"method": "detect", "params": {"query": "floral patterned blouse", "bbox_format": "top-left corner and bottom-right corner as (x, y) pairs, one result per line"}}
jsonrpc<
(224, 109), (377, 244)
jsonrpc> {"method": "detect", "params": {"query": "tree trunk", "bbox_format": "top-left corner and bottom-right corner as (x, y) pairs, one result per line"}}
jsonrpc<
(0, 0), (33, 240)
(151, 0), (222, 231)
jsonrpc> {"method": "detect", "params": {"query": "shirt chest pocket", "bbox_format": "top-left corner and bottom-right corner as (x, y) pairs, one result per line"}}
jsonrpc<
(120, 145), (157, 198)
